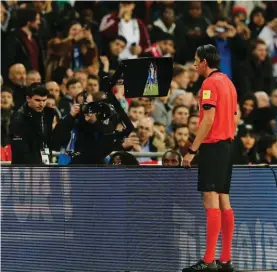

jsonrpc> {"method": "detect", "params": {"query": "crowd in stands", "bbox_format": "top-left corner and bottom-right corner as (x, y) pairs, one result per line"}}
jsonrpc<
(1, 0), (277, 165)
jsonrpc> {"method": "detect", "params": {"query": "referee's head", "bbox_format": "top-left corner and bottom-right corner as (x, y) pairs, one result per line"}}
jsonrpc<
(194, 44), (220, 77)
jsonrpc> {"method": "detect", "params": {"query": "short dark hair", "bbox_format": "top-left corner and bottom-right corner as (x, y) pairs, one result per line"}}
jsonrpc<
(128, 100), (144, 111)
(112, 35), (127, 45)
(108, 151), (139, 165)
(258, 135), (277, 155)
(162, 149), (182, 165)
(188, 114), (199, 124)
(47, 94), (56, 100)
(17, 8), (37, 28)
(66, 78), (81, 89)
(173, 124), (188, 133)
(251, 38), (266, 51)
(154, 121), (165, 127)
(27, 83), (49, 98)
(1, 86), (13, 95)
(196, 44), (220, 69)
(88, 74), (99, 81)
(172, 104), (189, 116)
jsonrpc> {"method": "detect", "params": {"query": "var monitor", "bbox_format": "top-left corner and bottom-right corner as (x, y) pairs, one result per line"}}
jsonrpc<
(121, 57), (173, 98)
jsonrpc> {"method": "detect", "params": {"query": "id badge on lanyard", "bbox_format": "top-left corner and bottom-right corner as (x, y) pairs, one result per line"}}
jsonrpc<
(40, 113), (50, 164)
(41, 149), (50, 164)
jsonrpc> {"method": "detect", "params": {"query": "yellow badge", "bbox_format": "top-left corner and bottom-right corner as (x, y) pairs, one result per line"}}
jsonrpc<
(202, 90), (211, 100)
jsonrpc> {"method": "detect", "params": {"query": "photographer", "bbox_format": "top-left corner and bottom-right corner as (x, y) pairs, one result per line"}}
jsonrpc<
(10, 83), (55, 164)
(52, 101), (139, 164)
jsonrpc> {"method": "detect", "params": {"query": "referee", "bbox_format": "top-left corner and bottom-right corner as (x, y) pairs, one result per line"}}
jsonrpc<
(182, 45), (237, 272)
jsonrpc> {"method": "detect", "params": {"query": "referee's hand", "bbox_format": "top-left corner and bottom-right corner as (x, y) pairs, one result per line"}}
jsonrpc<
(182, 153), (195, 168)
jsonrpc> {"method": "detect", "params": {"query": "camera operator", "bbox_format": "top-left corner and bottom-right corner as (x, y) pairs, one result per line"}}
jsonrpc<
(52, 101), (139, 164)
(10, 83), (55, 164)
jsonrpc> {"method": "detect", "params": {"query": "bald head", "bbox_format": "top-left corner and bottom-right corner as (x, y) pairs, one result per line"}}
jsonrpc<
(9, 64), (26, 86)
(46, 81), (61, 101)
(137, 117), (154, 142)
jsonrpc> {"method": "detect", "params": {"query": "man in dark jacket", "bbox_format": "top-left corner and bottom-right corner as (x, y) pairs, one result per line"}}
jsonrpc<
(245, 38), (274, 94)
(2, 8), (45, 81)
(10, 83), (55, 164)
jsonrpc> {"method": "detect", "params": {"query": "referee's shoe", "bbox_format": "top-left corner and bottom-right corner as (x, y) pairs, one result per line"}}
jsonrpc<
(216, 260), (234, 272)
(182, 259), (217, 271)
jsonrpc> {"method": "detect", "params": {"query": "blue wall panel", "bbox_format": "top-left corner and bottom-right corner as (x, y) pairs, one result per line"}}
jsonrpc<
(1, 166), (277, 272)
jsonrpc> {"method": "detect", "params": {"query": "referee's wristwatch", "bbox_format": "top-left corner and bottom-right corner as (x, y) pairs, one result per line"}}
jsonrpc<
(188, 147), (197, 154)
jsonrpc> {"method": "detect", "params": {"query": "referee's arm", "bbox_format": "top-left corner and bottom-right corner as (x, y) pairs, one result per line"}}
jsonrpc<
(190, 106), (215, 151)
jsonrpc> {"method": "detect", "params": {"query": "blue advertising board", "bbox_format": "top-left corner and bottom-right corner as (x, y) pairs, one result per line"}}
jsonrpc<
(1, 166), (277, 272)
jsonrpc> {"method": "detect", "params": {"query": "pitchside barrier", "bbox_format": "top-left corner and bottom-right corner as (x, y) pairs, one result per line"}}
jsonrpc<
(1, 166), (277, 272)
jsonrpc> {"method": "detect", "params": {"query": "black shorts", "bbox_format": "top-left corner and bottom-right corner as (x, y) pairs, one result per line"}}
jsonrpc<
(198, 139), (233, 194)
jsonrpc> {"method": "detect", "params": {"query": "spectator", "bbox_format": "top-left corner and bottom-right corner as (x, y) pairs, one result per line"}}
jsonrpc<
(1, 87), (14, 147)
(102, 35), (127, 71)
(206, 16), (250, 99)
(232, 124), (259, 165)
(170, 80), (179, 93)
(245, 39), (274, 94)
(240, 92), (258, 124)
(26, 70), (41, 86)
(1, 1), (12, 42)
(128, 100), (145, 128)
(2, 8), (44, 81)
(168, 90), (194, 109)
(248, 7), (266, 39)
(46, 94), (57, 109)
(46, 20), (98, 80)
(172, 64), (190, 91)
(258, 134), (277, 164)
(167, 105), (190, 134)
(152, 95), (171, 127)
(86, 75), (100, 95)
(74, 70), (88, 89)
(253, 91), (276, 135)
(100, 1), (151, 60)
(162, 149), (182, 167)
(173, 124), (189, 157)
(137, 117), (160, 162)
(186, 62), (202, 95)
(143, 31), (174, 58)
(59, 78), (83, 117)
(180, 1), (209, 61)
(258, 18), (277, 86)
(188, 114), (200, 136)
(187, 114), (200, 149)
(46, 81), (61, 104)
(51, 67), (73, 96)
(231, 6), (251, 41)
(10, 83), (55, 164)
(138, 97), (155, 117)
(150, 5), (186, 63)
(7, 63), (27, 110)
(108, 151), (139, 165)
(270, 89), (277, 119)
